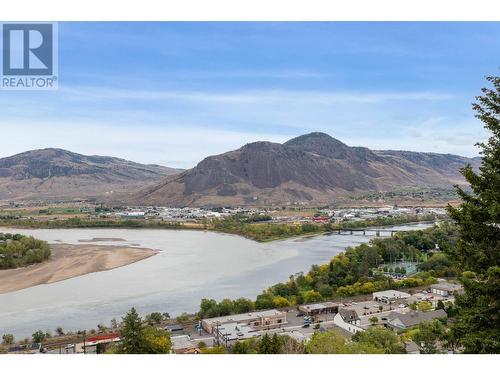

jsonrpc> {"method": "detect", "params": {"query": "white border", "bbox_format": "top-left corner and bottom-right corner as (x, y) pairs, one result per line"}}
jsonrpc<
(0, 0), (499, 21)
(0, 353), (497, 375)
(0, 0), (498, 373)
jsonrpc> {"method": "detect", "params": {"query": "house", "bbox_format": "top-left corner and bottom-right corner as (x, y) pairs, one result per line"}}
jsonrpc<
(430, 282), (463, 297)
(333, 308), (364, 334)
(201, 309), (287, 334)
(298, 302), (340, 315)
(373, 290), (411, 304)
(386, 309), (447, 330)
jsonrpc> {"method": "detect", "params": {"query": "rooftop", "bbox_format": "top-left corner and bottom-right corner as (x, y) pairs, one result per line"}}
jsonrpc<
(171, 335), (195, 351)
(339, 308), (359, 322)
(431, 282), (463, 292)
(202, 309), (285, 325)
(300, 302), (339, 311)
(373, 290), (411, 299)
(387, 309), (447, 328)
(217, 322), (261, 341)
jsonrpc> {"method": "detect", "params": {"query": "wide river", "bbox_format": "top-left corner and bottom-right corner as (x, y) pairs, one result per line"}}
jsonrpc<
(0, 223), (431, 338)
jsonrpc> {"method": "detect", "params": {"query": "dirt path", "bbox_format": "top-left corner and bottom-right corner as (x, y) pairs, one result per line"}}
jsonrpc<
(0, 243), (157, 294)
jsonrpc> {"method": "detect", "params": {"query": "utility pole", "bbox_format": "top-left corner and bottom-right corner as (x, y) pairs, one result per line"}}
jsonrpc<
(82, 331), (86, 354)
(215, 321), (220, 347)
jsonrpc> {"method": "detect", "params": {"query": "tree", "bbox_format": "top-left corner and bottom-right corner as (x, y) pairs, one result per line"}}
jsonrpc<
(117, 308), (172, 354)
(412, 319), (446, 354)
(352, 326), (405, 354)
(118, 308), (146, 354)
(32, 330), (45, 343)
(56, 327), (64, 336)
(232, 298), (254, 314)
(258, 334), (273, 354)
(269, 334), (283, 354)
(145, 312), (163, 326)
(2, 334), (14, 346)
(272, 296), (290, 308)
(232, 340), (247, 354)
(436, 300), (445, 311)
(201, 345), (227, 354)
(447, 76), (500, 353)
(417, 301), (433, 312)
(143, 326), (172, 354)
(369, 316), (379, 326)
(306, 330), (350, 354)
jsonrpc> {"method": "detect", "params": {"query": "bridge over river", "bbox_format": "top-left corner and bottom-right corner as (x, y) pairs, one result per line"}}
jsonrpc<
(332, 221), (436, 237)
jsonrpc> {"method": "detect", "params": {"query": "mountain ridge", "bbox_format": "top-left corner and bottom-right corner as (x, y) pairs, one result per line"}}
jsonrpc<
(0, 148), (182, 202)
(128, 132), (481, 207)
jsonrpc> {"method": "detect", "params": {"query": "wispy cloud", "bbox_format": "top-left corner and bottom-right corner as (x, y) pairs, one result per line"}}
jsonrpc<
(59, 85), (453, 105)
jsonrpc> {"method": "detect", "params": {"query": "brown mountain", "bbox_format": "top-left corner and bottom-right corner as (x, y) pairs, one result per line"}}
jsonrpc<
(0, 148), (181, 202)
(130, 132), (481, 207)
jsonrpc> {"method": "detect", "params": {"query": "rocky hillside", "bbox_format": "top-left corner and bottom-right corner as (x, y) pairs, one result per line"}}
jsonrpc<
(130, 132), (481, 207)
(0, 148), (181, 202)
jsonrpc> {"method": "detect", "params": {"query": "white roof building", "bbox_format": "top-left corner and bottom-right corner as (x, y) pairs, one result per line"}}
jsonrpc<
(373, 290), (411, 304)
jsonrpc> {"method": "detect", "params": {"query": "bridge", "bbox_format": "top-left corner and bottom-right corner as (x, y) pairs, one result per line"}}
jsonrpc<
(331, 228), (409, 237)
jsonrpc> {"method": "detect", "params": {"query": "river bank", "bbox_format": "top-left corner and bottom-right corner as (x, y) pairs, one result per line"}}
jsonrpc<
(0, 243), (157, 294)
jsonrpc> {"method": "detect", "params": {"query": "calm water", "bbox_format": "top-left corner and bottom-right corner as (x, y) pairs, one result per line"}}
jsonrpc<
(0, 223), (431, 338)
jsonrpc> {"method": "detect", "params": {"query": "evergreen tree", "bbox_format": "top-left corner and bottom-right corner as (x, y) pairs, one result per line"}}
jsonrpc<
(270, 333), (283, 354)
(258, 334), (273, 354)
(447, 76), (500, 353)
(119, 307), (147, 354)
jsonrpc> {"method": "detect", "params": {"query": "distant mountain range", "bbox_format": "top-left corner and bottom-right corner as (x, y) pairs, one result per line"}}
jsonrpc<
(0, 148), (181, 202)
(0, 133), (481, 206)
(130, 132), (481, 207)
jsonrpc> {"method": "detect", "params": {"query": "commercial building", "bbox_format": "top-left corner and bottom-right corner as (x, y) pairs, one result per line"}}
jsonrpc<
(373, 290), (411, 304)
(430, 282), (463, 297)
(298, 302), (340, 315)
(215, 323), (261, 346)
(202, 309), (287, 334)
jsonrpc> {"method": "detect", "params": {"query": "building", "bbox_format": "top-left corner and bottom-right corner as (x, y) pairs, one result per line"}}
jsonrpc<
(373, 290), (411, 304)
(430, 282), (463, 297)
(78, 332), (121, 354)
(215, 323), (261, 346)
(164, 324), (184, 333)
(333, 308), (364, 334)
(201, 309), (287, 334)
(171, 335), (199, 354)
(298, 302), (340, 316)
(386, 309), (447, 330)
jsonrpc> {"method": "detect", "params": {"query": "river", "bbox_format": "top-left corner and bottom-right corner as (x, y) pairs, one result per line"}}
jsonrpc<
(0, 223), (432, 338)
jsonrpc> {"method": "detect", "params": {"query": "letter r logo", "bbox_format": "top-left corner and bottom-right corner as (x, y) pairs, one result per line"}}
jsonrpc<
(2, 23), (53, 75)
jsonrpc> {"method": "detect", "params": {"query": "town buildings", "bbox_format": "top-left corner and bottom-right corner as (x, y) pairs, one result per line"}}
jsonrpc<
(201, 309), (287, 334)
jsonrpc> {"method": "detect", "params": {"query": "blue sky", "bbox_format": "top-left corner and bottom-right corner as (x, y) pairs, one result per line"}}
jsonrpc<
(1, 22), (499, 168)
